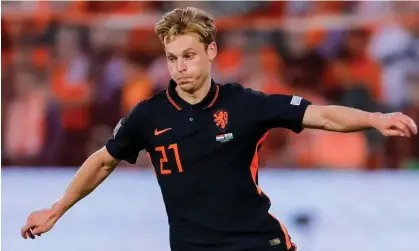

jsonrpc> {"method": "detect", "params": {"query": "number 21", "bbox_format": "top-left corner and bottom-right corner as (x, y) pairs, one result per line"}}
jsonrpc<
(155, 144), (184, 175)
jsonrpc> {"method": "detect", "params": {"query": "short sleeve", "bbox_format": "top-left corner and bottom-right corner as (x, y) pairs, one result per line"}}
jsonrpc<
(246, 89), (311, 133)
(105, 104), (147, 164)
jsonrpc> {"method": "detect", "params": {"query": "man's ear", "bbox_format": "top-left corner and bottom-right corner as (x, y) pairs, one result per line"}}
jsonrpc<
(207, 42), (217, 61)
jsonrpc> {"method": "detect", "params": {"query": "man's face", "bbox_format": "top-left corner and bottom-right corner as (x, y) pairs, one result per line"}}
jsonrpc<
(164, 34), (216, 92)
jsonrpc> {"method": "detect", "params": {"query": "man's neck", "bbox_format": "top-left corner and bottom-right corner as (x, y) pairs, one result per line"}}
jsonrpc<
(176, 77), (211, 105)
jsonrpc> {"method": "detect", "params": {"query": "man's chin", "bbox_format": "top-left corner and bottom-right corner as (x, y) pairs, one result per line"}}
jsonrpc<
(176, 80), (195, 90)
(177, 84), (196, 93)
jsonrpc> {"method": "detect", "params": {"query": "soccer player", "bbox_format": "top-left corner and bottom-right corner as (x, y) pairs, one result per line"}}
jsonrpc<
(21, 7), (417, 251)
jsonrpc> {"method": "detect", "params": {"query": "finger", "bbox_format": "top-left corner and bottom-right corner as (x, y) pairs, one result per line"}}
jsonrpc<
(21, 222), (35, 239)
(400, 115), (417, 135)
(27, 229), (36, 239)
(408, 117), (417, 134)
(393, 121), (410, 137)
(398, 114), (417, 134)
(32, 226), (45, 236)
(412, 120), (418, 134)
(383, 129), (404, 137)
(21, 228), (28, 239)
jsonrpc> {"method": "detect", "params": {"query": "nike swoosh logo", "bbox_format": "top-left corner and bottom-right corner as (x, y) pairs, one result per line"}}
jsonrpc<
(154, 128), (172, 136)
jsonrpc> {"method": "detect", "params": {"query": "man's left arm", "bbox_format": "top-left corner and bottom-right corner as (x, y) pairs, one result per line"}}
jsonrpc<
(302, 105), (418, 137)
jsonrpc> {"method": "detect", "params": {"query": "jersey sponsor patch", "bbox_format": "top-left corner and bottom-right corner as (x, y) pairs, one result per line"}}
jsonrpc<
(290, 96), (302, 106)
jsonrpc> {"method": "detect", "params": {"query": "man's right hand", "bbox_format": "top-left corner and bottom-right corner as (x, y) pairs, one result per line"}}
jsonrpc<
(20, 147), (120, 240)
(21, 208), (59, 239)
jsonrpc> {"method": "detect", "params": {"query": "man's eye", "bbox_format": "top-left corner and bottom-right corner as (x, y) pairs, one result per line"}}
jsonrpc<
(184, 53), (194, 59)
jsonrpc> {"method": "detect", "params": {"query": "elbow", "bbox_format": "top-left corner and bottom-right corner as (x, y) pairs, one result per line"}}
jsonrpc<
(322, 118), (356, 133)
(321, 108), (346, 132)
(317, 107), (336, 131)
(322, 120), (343, 132)
(309, 105), (367, 133)
(304, 105), (350, 132)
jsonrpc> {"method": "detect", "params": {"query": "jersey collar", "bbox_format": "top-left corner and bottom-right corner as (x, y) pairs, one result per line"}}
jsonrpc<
(166, 79), (220, 110)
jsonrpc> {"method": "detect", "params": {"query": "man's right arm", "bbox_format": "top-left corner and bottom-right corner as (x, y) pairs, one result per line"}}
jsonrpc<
(21, 103), (146, 239)
(53, 102), (148, 215)
(50, 147), (120, 220)
(21, 147), (121, 239)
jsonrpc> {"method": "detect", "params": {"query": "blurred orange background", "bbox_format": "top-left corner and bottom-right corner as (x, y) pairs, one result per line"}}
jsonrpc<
(2, 1), (419, 170)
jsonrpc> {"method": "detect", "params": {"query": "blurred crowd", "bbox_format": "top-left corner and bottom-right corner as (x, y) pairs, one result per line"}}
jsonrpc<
(2, 1), (419, 170)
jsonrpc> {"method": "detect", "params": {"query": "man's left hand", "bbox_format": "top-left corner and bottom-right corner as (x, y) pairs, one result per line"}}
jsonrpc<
(372, 112), (417, 137)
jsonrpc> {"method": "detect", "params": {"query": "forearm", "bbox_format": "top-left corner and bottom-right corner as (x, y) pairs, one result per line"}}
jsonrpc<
(51, 148), (118, 218)
(321, 105), (379, 132)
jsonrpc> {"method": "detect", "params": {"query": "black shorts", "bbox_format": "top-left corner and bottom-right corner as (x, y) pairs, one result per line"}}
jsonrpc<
(170, 243), (296, 251)
(243, 237), (297, 251)
(170, 220), (296, 251)
(170, 230), (297, 251)
(245, 242), (297, 251)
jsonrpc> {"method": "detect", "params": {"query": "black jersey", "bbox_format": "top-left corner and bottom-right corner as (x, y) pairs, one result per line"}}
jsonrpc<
(106, 80), (311, 251)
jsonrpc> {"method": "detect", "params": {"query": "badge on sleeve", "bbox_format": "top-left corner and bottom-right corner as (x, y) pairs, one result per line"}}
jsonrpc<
(290, 96), (302, 106)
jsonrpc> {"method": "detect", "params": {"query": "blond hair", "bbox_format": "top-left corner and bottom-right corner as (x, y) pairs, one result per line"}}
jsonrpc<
(155, 7), (216, 49)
